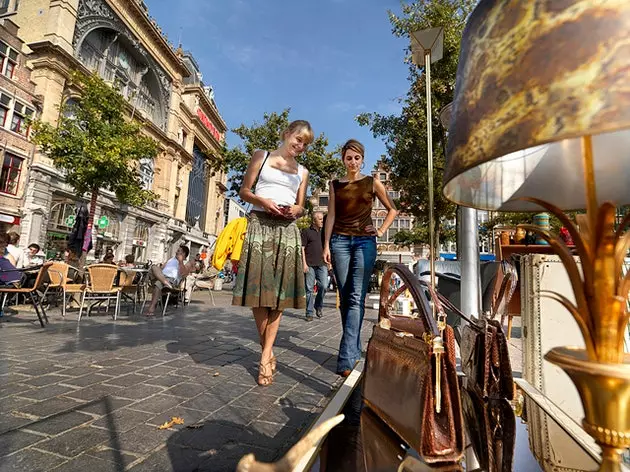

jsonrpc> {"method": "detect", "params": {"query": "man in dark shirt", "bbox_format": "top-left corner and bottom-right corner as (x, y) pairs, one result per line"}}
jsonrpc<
(301, 212), (327, 321)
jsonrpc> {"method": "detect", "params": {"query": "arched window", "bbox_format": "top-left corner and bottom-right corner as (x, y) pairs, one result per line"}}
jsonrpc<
(77, 28), (163, 125)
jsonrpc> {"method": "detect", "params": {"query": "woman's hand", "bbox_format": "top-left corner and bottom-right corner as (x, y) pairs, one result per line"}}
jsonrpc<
(284, 205), (303, 220)
(323, 246), (332, 265)
(261, 198), (283, 216)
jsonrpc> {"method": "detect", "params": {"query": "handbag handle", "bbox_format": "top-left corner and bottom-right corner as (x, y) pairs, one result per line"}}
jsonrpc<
(379, 264), (440, 336)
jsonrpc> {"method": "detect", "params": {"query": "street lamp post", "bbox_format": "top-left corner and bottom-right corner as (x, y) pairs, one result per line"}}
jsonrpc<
(411, 27), (443, 291)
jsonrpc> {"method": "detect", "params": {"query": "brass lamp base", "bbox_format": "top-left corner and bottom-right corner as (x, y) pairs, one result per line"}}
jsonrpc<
(545, 347), (630, 472)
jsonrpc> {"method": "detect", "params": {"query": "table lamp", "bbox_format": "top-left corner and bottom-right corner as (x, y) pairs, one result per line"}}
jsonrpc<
(442, 2), (630, 471)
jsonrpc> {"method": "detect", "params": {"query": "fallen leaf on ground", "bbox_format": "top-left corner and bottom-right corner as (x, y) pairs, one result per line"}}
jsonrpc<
(157, 416), (185, 430)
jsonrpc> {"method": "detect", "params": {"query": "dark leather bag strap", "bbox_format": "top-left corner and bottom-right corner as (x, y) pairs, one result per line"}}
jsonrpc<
(378, 264), (439, 336)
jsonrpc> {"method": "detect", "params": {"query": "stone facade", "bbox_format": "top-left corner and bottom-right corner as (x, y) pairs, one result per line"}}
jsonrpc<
(13, 0), (228, 262)
(309, 160), (416, 263)
(0, 15), (38, 235)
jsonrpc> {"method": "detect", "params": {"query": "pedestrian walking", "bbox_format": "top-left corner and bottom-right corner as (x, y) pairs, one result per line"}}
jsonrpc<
(233, 120), (313, 387)
(323, 139), (398, 377)
(301, 211), (327, 321)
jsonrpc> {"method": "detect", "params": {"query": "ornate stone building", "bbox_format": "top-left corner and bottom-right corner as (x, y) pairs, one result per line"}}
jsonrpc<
(0, 15), (39, 235)
(310, 160), (416, 263)
(13, 0), (227, 261)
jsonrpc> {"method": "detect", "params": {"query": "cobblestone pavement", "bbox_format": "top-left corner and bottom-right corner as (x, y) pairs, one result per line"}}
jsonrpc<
(0, 289), (377, 472)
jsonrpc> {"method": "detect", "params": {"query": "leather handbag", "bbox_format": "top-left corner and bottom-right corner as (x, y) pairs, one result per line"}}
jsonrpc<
(364, 264), (464, 464)
(432, 274), (515, 400)
(461, 387), (516, 472)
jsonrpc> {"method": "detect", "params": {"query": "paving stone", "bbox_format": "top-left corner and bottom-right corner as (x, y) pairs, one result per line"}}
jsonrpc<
(90, 408), (154, 433)
(170, 419), (244, 451)
(37, 426), (110, 458)
(127, 446), (205, 472)
(16, 397), (83, 419)
(49, 455), (121, 472)
(147, 406), (208, 427)
(61, 373), (111, 388)
(126, 358), (164, 368)
(207, 405), (264, 427)
(0, 430), (44, 457)
(58, 367), (103, 377)
(231, 392), (278, 410)
(91, 358), (131, 367)
(238, 420), (301, 449)
(161, 358), (193, 369)
(112, 383), (164, 400)
(25, 411), (94, 436)
(126, 394), (185, 415)
(97, 365), (139, 377)
(17, 384), (78, 401)
(102, 373), (150, 387)
(172, 365), (214, 379)
(137, 365), (175, 377)
(14, 364), (66, 377)
(63, 384), (121, 402)
(77, 397), (134, 416)
(24, 374), (69, 387)
(112, 424), (171, 455)
(0, 413), (32, 435)
(178, 392), (226, 413)
(85, 446), (138, 468)
(142, 374), (189, 388)
(0, 447), (67, 471)
(0, 383), (33, 399)
(162, 382), (207, 399)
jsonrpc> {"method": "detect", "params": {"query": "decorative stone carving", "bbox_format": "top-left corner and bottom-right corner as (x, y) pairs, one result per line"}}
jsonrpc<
(73, 0), (172, 130)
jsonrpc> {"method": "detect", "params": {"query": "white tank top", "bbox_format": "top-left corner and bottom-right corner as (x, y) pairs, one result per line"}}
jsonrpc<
(252, 152), (305, 211)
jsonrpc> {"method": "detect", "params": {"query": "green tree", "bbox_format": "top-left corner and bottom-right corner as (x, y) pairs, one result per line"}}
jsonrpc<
(357, 0), (477, 247)
(223, 109), (345, 198)
(31, 71), (158, 261)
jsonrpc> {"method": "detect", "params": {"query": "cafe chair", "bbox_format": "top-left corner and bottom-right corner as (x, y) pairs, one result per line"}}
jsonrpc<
(78, 264), (121, 322)
(0, 262), (53, 327)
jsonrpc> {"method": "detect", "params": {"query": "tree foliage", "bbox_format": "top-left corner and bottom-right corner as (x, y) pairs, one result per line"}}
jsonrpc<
(30, 71), (159, 207)
(223, 109), (345, 197)
(357, 0), (477, 242)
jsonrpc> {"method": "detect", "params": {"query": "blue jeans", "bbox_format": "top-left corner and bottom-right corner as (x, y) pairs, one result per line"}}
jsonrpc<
(305, 265), (328, 316)
(330, 234), (377, 372)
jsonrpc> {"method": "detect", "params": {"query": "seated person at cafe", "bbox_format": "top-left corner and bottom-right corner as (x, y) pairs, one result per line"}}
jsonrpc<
(0, 233), (21, 286)
(144, 245), (195, 317)
(102, 253), (116, 265)
(123, 254), (135, 267)
(24, 243), (43, 267)
(6, 231), (23, 268)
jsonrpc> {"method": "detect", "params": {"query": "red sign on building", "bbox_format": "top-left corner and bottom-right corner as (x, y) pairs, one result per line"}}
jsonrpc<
(196, 108), (223, 142)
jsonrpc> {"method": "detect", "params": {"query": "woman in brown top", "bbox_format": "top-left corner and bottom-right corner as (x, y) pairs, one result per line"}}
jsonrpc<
(323, 139), (398, 376)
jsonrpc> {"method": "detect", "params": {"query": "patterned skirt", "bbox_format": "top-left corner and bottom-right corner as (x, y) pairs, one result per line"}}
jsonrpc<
(232, 212), (306, 310)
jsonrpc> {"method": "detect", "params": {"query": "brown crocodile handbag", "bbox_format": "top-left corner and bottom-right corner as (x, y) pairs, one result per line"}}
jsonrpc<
(461, 387), (516, 472)
(363, 264), (464, 464)
(433, 269), (515, 400)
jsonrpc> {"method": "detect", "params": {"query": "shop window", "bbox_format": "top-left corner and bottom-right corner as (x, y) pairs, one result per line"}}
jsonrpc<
(0, 153), (22, 195)
(132, 220), (150, 262)
(318, 196), (329, 207)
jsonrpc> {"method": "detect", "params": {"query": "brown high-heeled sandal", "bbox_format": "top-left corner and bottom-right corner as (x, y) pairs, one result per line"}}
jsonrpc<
(258, 361), (274, 387)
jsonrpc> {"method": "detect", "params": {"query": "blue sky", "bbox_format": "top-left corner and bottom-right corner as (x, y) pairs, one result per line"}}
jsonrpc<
(145, 0), (411, 171)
